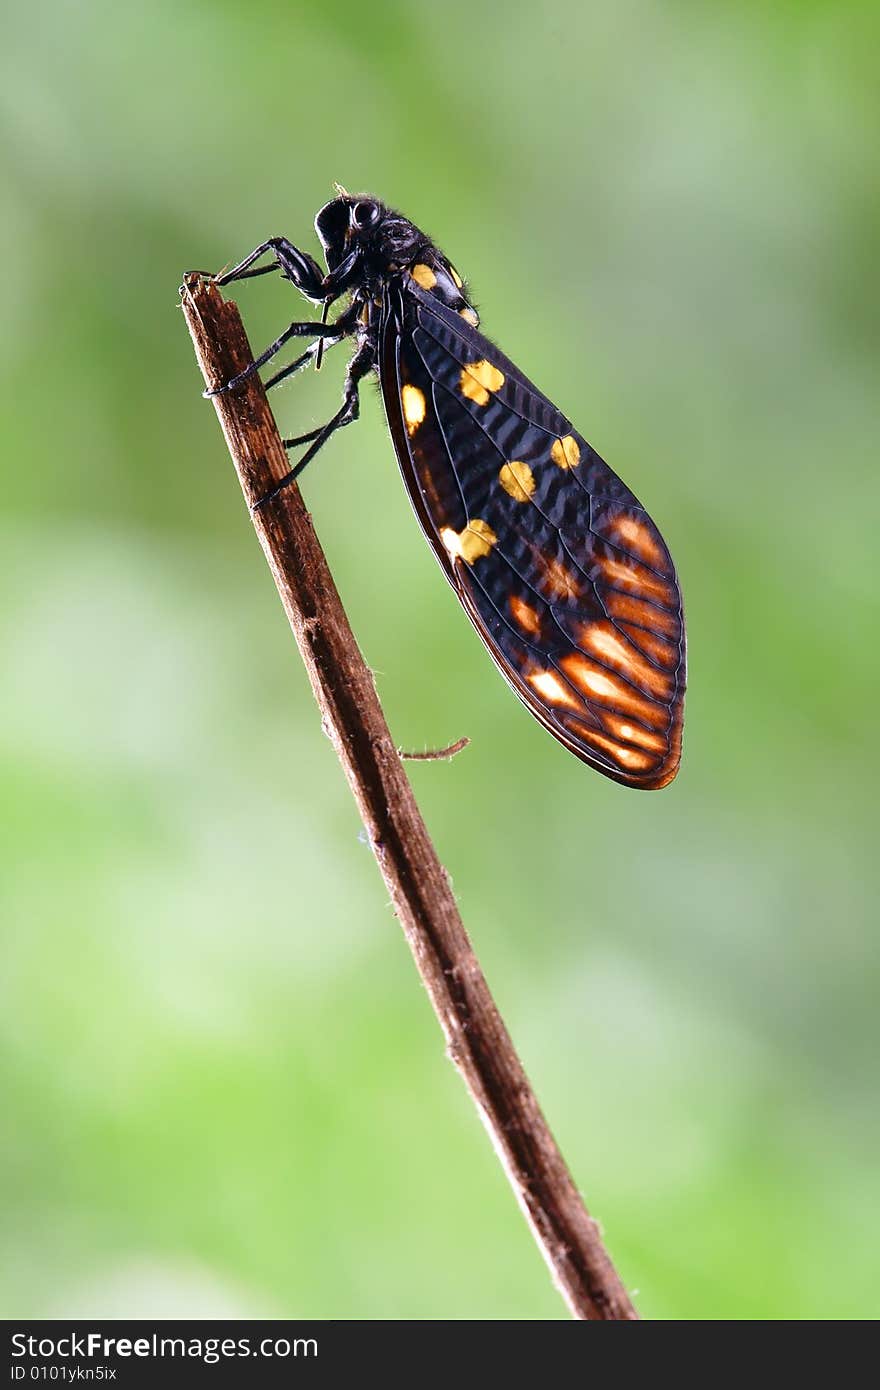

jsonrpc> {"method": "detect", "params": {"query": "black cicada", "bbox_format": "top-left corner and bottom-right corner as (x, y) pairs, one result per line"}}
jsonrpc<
(207, 190), (686, 789)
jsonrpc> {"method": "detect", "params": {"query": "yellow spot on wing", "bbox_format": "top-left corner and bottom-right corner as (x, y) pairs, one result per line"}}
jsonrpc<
(509, 595), (541, 636)
(449, 265), (464, 288)
(410, 263), (437, 290)
(459, 359), (505, 405)
(459, 307), (479, 326)
(551, 435), (580, 469)
(401, 384), (426, 436)
(440, 518), (497, 565)
(498, 460), (536, 502)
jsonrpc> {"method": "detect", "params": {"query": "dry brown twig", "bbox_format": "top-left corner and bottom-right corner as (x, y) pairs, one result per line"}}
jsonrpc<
(179, 272), (638, 1321)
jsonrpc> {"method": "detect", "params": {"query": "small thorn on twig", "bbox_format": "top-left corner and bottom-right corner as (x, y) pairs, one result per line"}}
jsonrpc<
(398, 736), (470, 763)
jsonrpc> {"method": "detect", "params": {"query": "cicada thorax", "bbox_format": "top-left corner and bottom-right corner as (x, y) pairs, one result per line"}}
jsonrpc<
(404, 256), (481, 330)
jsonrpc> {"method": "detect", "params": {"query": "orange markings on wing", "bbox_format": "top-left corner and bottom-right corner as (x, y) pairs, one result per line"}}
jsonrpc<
(526, 668), (582, 712)
(618, 622), (678, 667)
(528, 547), (581, 602)
(598, 710), (668, 755)
(509, 595), (542, 637)
(600, 554), (673, 604)
(605, 590), (680, 636)
(560, 716), (657, 773)
(610, 513), (665, 567)
(577, 621), (673, 701)
(559, 653), (665, 725)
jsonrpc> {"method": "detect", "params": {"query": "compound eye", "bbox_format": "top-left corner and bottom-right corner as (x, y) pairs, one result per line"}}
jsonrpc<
(351, 200), (379, 229)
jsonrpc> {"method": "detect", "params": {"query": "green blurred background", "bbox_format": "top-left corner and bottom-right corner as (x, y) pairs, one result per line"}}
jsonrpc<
(2, 0), (877, 1321)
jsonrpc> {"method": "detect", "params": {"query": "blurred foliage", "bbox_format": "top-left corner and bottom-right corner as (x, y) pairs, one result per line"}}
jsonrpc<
(1, 0), (878, 1320)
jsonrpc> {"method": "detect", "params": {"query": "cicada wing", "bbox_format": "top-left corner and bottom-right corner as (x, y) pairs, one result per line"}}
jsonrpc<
(380, 281), (685, 789)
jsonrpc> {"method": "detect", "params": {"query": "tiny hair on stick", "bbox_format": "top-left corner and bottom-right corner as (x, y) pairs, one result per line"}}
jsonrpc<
(179, 272), (638, 1322)
(399, 736), (470, 762)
